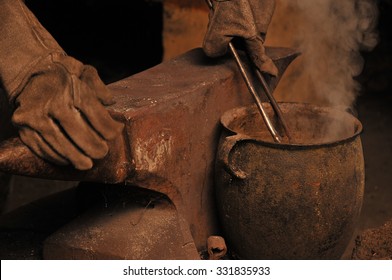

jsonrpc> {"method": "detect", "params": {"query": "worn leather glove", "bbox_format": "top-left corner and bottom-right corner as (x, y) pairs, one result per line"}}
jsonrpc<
(0, 0), (124, 170)
(203, 0), (278, 76)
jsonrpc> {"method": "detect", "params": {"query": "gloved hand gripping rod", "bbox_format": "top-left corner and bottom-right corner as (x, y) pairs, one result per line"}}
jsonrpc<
(205, 0), (291, 143)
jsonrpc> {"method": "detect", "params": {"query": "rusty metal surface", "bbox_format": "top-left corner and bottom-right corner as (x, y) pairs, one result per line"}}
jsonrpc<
(44, 186), (200, 260)
(0, 47), (298, 258)
(215, 103), (365, 259)
(0, 136), (130, 184)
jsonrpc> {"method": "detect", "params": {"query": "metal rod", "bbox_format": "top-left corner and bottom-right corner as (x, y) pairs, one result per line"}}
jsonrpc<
(205, 0), (282, 143)
(228, 44), (282, 143)
(205, 0), (214, 10)
(255, 70), (292, 140)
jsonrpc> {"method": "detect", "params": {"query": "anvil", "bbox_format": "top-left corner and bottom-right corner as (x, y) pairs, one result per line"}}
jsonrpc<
(0, 48), (298, 259)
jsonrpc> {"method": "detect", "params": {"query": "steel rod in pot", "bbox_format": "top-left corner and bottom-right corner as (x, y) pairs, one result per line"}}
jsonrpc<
(228, 44), (282, 143)
(255, 69), (292, 140)
(204, 0), (282, 143)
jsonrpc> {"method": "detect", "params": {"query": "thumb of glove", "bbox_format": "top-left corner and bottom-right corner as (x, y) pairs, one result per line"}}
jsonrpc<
(245, 36), (279, 77)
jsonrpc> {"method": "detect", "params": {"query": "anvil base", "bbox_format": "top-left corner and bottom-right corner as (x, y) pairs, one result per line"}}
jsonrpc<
(44, 184), (199, 259)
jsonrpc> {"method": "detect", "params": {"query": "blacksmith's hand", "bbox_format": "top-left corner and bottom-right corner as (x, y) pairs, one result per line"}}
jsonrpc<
(203, 0), (278, 76)
(11, 54), (124, 170)
(0, 0), (124, 170)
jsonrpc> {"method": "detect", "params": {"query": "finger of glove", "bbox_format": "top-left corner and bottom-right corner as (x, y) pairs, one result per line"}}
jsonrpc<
(12, 66), (94, 170)
(51, 107), (110, 160)
(19, 127), (69, 166)
(203, 0), (258, 57)
(80, 65), (115, 106)
(32, 119), (94, 170)
(245, 37), (278, 77)
(75, 81), (124, 141)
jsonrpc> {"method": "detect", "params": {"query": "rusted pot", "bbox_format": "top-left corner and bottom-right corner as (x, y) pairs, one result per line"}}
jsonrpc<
(215, 102), (365, 259)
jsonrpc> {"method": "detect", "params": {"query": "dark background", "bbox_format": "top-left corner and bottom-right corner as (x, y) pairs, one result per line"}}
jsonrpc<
(359, 0), (392, 95)
(26, 0), (163, 84)
(354, 0), (392, 231)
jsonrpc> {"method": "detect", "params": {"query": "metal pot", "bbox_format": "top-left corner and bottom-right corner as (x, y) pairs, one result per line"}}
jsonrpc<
(215, 102), (365, 259)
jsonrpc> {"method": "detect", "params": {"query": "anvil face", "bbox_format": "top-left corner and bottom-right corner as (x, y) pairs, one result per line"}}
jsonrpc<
(0, 48), (298, 258)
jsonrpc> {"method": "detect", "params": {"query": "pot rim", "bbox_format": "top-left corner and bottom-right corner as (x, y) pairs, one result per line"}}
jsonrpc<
(220, 102), (363, 149)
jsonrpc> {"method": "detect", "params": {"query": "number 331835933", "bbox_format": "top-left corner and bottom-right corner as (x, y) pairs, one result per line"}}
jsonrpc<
(216, 266), (270, 276)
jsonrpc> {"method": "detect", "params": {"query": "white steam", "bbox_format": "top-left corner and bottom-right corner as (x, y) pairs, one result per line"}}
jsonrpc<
(267, 0), (379, 109)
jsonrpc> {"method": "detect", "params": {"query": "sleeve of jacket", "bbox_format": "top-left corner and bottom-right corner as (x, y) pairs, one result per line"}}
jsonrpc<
(0, 0), (65, 101)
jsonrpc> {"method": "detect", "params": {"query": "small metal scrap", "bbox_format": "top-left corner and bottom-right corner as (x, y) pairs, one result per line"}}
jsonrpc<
(207, 235), (227, 260)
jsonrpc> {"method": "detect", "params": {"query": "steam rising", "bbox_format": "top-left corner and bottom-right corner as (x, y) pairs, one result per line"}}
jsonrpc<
(267, 0), (379, 109)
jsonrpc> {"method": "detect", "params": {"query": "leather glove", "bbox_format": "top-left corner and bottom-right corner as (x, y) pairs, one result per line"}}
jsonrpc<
(0, 0), (124, 170)
(203, 0), (278, 76)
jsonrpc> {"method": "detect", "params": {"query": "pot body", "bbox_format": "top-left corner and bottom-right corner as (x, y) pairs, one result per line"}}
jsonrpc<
(215, 103), (365, 259)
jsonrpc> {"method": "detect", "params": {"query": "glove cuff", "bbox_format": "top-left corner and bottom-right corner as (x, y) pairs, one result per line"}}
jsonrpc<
(7, 52), (69, 103)
(0, 0), (65, 101)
